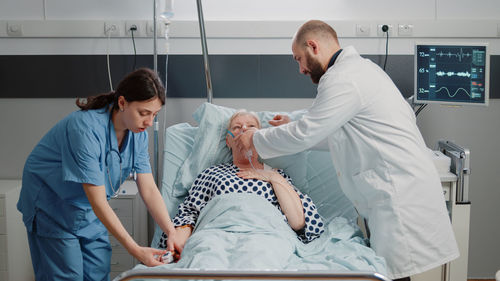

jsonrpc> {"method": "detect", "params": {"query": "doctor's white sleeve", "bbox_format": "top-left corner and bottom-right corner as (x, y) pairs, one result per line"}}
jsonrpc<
(254, 74), (363, 159)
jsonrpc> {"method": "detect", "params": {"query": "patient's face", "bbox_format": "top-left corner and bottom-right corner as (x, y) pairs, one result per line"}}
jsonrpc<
(226, 114), (260, 150)
(228, 115), (260, 136)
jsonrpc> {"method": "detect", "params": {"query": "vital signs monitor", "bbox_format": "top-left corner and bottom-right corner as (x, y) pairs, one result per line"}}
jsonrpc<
(414, 43), (489, 106)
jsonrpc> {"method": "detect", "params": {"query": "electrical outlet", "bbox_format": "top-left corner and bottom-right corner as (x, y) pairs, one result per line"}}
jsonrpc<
(7, 22), (23, 36)
(398, 24), (413, 36)
(377, 24), (393, 37)
(104, 21), (121, 37)
(355, 24), (371, 37)
(126, 21), (142, 36)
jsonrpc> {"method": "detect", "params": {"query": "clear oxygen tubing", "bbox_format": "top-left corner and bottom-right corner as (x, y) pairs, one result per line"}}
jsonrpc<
(246, 150), (256, 170)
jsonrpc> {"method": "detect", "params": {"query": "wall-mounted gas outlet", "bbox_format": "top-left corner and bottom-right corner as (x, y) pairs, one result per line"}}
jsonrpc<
(377, 24), (393, 37)
(104, 21), (121, 37)
(7, 22), (23, 36)
(126, 21), (142, 36)
(146, 21), (165, 37)
(398, 24), (413, 36)
(356, 24), (371, 37)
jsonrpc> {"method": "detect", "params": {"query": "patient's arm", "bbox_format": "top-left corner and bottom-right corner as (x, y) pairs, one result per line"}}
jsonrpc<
(175, 225), (193, 255)
(237, 168), (305, 230)
(238, 168), (324, 242)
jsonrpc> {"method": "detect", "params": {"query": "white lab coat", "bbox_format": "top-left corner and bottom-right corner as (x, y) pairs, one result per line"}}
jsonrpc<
(253, 46), (459, 279)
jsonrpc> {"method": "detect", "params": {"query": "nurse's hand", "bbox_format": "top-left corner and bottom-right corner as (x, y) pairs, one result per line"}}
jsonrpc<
(234, 128), (257, 154)
(165, 229), (178, 253)
(268, 114), (290, 126)
(136, 247), (168, 267)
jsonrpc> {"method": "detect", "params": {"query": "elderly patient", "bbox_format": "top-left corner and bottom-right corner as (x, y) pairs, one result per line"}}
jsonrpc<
(158, 110), (324, 253)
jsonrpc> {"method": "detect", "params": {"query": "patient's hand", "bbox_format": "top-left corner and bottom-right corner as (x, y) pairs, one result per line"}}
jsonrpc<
(268, 114), (290, 126)
(237, 168), (278, 182)
(239, 168), (305, 231)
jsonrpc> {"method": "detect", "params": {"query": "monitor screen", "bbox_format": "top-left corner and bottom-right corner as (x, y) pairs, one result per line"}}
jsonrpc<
(414, 43), (489, 106)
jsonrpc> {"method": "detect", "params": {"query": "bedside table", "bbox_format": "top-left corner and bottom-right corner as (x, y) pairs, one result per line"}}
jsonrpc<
(0, 180), (34, 281)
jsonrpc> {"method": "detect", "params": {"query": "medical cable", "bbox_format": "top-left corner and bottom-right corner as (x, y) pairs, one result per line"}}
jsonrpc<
(382, 25), (389, 71)
(130, 28), (137, 71)
(42, 0), (47, 20)
(415, 104), (427, 116)
(158, 47), (170, 184)
(106, 26), (114, 91)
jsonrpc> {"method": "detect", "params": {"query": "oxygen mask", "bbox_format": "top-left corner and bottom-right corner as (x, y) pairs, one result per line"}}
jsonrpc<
(227, 127), (256, 170)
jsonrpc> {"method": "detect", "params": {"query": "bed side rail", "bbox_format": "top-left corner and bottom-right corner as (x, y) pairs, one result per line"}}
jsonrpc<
(437, 140), (471, 203)
(113, 269), (392, 281)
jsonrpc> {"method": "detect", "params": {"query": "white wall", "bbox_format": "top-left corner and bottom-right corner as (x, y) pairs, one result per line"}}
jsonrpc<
(1, 0), (500, 278)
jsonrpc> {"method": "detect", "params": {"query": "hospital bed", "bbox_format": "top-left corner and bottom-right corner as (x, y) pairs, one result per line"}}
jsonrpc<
(112, 102), (390, 281)
(113, 4), (466, 280)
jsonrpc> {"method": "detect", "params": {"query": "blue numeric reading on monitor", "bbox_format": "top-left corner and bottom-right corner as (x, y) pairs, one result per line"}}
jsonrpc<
(415, 43), (489, 106)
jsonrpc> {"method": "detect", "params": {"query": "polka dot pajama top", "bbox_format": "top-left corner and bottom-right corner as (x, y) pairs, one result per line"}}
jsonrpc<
(159, 163), (324, 247)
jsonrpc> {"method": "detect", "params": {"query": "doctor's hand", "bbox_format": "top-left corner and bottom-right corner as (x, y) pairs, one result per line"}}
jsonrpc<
(234, 128), (257, 154)
(268, 114), (290, 126)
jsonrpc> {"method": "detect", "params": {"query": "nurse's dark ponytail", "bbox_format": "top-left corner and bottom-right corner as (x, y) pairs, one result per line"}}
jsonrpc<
(76, 91), (116, 110)
(76, 68), (166, 111)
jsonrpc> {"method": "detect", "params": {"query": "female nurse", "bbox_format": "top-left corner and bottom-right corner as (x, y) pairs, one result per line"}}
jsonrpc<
(17, 68), (179, 281)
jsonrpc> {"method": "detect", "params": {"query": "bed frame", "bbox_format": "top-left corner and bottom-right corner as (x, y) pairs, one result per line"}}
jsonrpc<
(113, 269), (392, 281)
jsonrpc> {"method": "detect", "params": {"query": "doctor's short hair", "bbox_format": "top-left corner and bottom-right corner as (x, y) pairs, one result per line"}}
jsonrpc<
(76, 68), (165, 111)
(294, 20), (339, 48)
(227, 110), (261, 130)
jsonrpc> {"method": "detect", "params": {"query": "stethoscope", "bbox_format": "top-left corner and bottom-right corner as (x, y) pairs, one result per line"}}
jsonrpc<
(105, 111), (135, 198)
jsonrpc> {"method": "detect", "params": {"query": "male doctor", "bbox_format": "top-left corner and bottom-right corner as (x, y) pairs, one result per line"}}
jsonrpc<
(235, 20), (459, 280)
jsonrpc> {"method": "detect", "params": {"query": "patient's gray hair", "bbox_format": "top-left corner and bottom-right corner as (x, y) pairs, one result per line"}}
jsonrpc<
(227, 109), (261, 130)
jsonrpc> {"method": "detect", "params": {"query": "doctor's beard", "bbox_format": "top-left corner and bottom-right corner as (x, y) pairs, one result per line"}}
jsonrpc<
(305, 52), (325, 84)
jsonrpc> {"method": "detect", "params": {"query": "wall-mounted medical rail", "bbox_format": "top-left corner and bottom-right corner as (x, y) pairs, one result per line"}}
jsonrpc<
(113, 269), (391, 281)
(438, 140), (471, 203)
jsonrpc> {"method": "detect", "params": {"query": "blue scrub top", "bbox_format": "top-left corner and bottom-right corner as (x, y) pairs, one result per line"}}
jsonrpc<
(17, 107), (151, 239)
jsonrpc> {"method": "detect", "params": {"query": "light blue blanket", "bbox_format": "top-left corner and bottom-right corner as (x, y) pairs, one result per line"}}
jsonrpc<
(129, 193), (386, 278)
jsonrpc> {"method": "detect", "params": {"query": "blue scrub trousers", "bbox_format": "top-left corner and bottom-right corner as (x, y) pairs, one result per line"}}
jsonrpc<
(27, 229), (112, 281)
